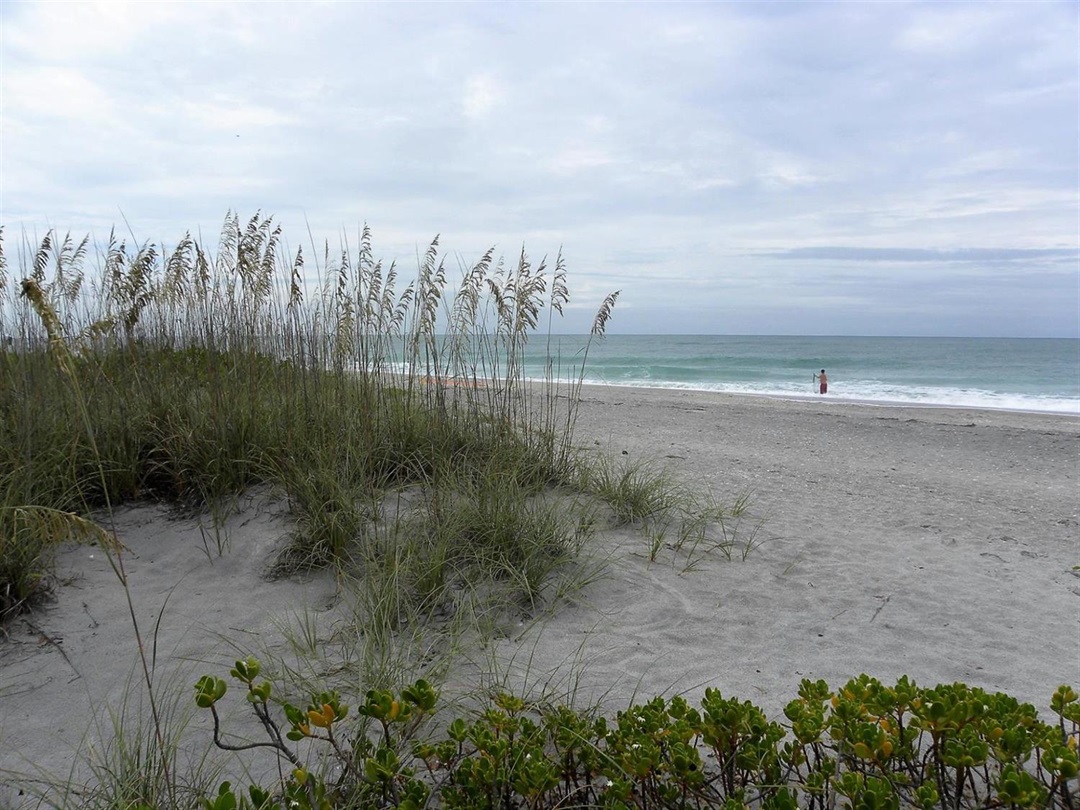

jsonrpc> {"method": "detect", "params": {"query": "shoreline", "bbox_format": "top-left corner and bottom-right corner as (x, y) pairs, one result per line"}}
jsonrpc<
(570, 381), (1080, 429)
(566, 379), (1080, 418)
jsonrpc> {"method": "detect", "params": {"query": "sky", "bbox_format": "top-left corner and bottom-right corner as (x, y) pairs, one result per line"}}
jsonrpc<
(1, 0), (1078, 337)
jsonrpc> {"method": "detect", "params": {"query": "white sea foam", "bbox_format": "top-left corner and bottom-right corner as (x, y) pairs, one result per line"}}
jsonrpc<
(576, 376), (1080, 415)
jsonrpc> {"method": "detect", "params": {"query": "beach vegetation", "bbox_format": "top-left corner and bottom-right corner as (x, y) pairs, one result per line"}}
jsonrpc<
(192, 660), (1078, 810)
(0, 214), (636, 626)
(0, 214), (761, 804)
(574, 454), (757, 568)
(6, 215), (1075, 810)
(0, 217), (1076, 809)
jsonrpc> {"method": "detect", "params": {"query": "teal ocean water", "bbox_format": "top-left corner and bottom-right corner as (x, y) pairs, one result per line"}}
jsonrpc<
(522, 336), (1079, 415)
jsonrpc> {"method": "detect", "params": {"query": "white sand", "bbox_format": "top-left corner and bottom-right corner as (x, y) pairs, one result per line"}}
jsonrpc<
(0, 493), (340, 800)
(2, 388), (1078, 800)
(470, 388), (1079, 717)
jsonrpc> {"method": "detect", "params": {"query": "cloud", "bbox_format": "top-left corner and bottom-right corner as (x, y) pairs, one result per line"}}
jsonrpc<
(895, 4), (1007, 54)
(2, 0), (182, 60)
(462, 74), (503, 119)
(3, 66), (114, 121)
(167, 99), (296, 134)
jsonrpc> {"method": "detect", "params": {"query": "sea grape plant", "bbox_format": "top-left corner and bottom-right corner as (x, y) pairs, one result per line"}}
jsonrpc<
(194, 662), (1078, 809)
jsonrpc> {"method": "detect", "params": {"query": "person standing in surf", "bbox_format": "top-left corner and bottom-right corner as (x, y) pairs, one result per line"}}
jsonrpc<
(814, 369), (828, 394)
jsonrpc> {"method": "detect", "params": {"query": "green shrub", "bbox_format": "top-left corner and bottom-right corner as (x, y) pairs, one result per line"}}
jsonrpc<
(194, 662), (1079, 809)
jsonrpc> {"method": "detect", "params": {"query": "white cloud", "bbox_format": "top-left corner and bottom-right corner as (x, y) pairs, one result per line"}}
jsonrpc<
(3, 66), (113, 121)
(894, 5), (1005, 53)
(928, 148), (1032, 179)
(462, 74), (503, 119)
(3, 0), (181, 61)
(548, 146), (617, 174)
(169, 98), (296, 133)
(758, 153), (825, 189)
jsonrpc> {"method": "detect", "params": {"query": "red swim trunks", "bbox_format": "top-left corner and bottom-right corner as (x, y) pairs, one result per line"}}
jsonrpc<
(820, 383), (828, 394)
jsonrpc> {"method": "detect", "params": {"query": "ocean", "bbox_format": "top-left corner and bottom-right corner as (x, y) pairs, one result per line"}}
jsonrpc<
(519, 335), (1079, 415)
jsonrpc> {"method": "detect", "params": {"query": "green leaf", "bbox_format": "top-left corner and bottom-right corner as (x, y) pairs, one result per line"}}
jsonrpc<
(194, 675), (227, 708)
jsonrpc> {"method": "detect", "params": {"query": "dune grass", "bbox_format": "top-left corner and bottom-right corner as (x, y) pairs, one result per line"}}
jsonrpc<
(0, 214), (761, 807)
(0, 213), (741, 634)
(0, 214), (629, 624)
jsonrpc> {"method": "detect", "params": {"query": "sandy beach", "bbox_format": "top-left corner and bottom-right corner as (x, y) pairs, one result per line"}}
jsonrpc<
(2, 386), (1078, 798)
(477, 387), (1079, 713)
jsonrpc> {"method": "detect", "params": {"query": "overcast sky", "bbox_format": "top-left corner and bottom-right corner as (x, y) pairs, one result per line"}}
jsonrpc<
(2, 0), (1077, 336)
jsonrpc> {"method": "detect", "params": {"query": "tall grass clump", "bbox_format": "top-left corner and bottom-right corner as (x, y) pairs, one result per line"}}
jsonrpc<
(0, 214), (639, 629)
